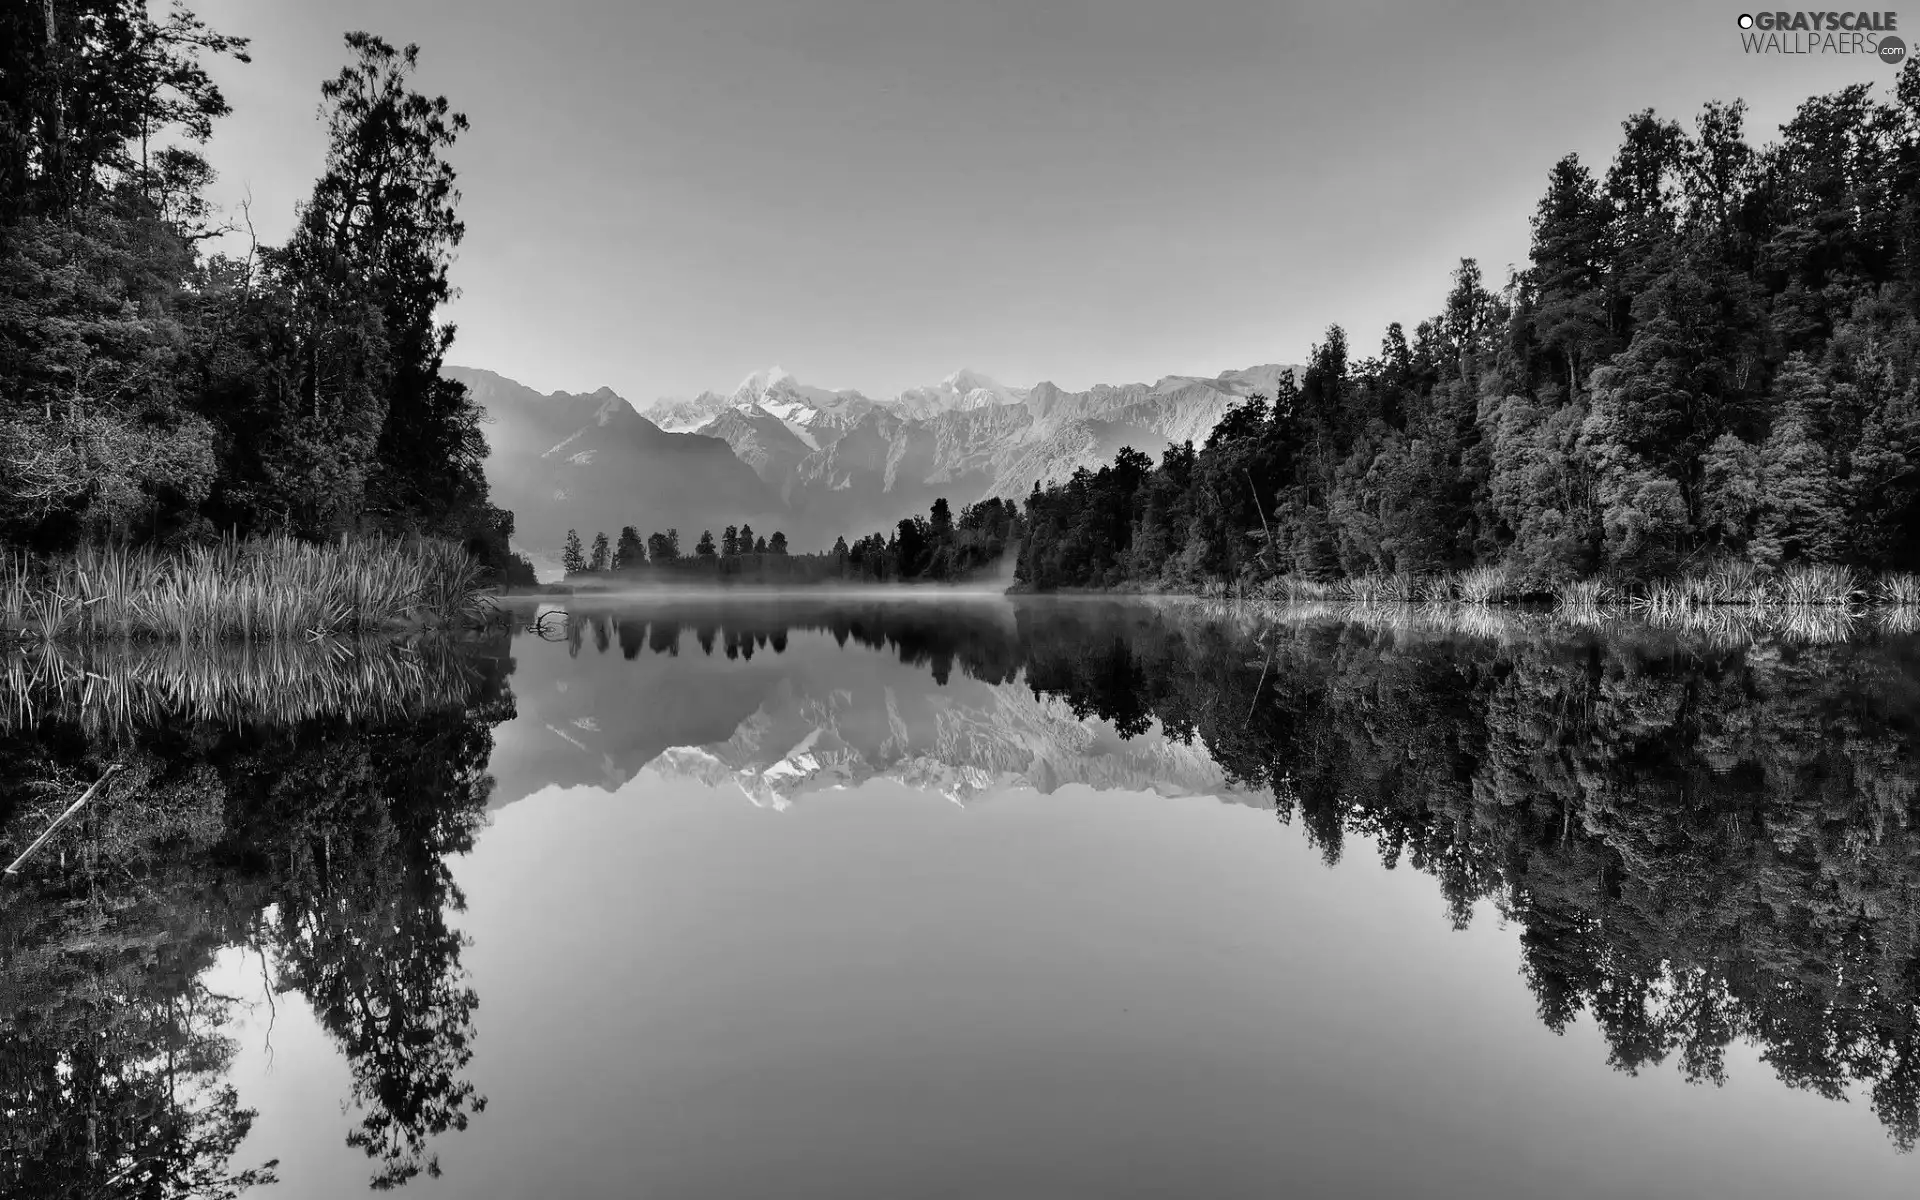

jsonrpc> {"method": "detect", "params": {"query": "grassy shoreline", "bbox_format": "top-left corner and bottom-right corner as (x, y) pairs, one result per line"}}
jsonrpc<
(1, 535), (497, 643)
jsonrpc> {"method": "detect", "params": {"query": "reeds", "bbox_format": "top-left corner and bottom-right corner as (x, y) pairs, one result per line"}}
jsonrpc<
(1553, 578), (1616, 612)
(1774, 563), (1860, 607)
(1195, 558), (1920, 650)
(1230, 561), (1914, 614)
(1, 638), (486, 735)
(1876, 572), (1920, 608)
(1870, 573), (1920, 635)
(1453, 565), (1515, 605)
(0, 534), (494, 643)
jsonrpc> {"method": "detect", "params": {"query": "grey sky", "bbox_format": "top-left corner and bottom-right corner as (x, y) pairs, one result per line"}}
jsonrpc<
(195, 0), (1910, 401)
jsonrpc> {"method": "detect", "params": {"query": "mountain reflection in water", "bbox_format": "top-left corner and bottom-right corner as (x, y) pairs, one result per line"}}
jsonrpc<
(4, 597), (1920, 1197)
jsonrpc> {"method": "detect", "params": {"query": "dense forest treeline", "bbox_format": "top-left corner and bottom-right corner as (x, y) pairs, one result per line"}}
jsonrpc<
(558, 496), (1024, 585)
(0, 3), (513, 570)
(1019, 66), (1920, 593)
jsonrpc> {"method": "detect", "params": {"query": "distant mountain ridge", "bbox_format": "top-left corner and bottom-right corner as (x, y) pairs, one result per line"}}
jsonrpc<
(451, 366), (784, 570)
(452, 360), (1296, 561)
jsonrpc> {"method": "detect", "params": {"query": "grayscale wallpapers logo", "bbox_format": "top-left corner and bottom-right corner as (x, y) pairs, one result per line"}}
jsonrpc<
(1736, 11), (1906, 61)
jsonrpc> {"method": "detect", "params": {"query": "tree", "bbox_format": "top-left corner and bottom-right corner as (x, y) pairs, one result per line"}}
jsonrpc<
(1529, 153), (1617, 396)
(769, 530), (787, 554)
(0, 0), (250, 219)
(738, 523), (754, 553)
(562, 529), (585, 576)
(895, 517), (928, 575)
(1751, 356), (1844, 566)
(278, 33), (496, 547)
(722, 525), (739, 556)
(614, 525), (644, 570)
(0, 2), (248, 547)
(589, 531), (610, 572)
(695, 530), (716, 557)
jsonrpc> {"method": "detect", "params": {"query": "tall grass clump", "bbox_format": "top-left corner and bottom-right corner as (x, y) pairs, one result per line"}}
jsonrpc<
(1455, 565), (1511, 605)
(1776, 562), (1859, 607)
(0, 533), (495, 643)
(1250, 575), (1339, 603)
(1340, 573), (1419, 603)
(1875, 572), (1920, 608)
(1554, 578), (1615, 616)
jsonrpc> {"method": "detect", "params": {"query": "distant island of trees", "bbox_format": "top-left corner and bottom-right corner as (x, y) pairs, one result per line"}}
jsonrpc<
(1016, 68), (1920, 600)
(559, 497), (1024, 585)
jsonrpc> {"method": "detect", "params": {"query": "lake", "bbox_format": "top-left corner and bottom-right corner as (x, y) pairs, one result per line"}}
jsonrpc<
(6, 595), (1920, 1198)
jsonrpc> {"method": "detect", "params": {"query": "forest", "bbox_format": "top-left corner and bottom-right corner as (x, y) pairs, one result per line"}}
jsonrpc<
(559, 496), (1024, 585)
(1018, 66), (1920, 594)
(0, 3), (515, 574)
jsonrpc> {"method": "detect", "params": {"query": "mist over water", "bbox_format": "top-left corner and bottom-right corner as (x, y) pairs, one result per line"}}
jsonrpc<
(8, 597), (1920, 1198)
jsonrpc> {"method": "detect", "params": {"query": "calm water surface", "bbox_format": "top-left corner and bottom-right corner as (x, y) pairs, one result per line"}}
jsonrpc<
(6, 597), (1920, 1198)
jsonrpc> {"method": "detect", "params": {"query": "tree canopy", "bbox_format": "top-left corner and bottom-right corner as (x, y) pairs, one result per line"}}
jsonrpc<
(0, 7), (512, 573)
(1020, 68), (1920, 591)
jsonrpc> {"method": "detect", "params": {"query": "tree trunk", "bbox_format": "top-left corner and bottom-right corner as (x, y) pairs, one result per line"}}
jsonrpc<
(42, 0), (63, 199)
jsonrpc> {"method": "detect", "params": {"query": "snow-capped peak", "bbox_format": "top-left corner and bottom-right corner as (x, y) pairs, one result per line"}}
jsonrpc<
(735, 365), (793, 397)
(891, 367), (1031, 416)
(942, 367), (996, 391)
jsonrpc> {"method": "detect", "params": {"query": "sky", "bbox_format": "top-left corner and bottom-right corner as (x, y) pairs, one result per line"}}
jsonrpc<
(191, 0), (1913, 402)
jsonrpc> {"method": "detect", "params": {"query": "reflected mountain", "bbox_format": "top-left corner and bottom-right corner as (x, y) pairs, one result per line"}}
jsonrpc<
(491, 598), (1253, 809)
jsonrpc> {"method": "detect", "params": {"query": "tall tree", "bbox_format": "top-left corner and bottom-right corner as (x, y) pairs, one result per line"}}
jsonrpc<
(614, 525), (644, 570)
(1528, 153), (1617, 396)
(274, 33), (502, 553)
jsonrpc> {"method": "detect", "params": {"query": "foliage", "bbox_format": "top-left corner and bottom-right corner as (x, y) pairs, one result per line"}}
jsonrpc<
(1018, 65), (1920, 591)
(0, 7), (514, 579)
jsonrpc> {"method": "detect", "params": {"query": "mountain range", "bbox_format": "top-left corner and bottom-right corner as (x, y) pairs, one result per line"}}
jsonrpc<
(449, 360), (1295, 565)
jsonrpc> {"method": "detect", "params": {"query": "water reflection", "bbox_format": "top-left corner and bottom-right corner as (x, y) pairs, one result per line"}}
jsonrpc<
(0, 635), (513, 1193)
(515, 596), (1920, 1152)
(4, 599), (1920, 1194)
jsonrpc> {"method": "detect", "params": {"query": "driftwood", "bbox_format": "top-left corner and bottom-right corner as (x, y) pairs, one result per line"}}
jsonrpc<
(4, 764), (120, 876)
